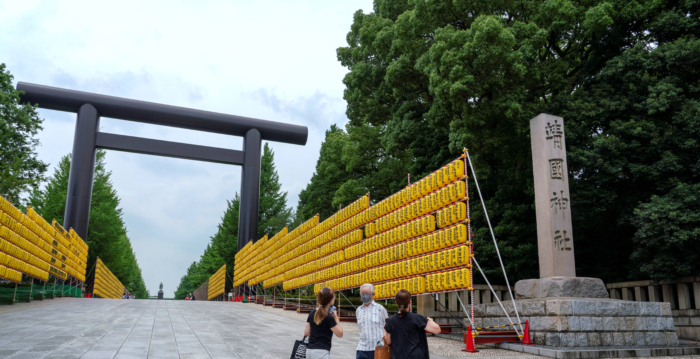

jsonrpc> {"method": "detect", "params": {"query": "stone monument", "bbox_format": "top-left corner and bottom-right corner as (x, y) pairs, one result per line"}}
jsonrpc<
(515, 113), (608, 299)
(158, 282), (164, 300)
(473, 114), (681, 352)
(418, 114), (689, 355)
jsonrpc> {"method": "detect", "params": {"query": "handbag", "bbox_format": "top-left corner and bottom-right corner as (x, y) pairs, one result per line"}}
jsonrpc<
(290, 336), (308, 359)
(375, 342), (391, 359)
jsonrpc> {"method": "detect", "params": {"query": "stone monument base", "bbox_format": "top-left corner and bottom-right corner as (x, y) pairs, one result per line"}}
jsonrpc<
(515, 277), (609, 299)
(474, 298), (679, 347)
(494, 340), (700, 359)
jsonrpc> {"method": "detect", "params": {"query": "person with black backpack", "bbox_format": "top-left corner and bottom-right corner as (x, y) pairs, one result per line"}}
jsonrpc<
(303, 287), (344, 358)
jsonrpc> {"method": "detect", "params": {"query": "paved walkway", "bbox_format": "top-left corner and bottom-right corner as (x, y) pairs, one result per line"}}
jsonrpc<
(0, 299), (696, 359)
(0, 299), (433, 359)
(0, 299), (357, 359)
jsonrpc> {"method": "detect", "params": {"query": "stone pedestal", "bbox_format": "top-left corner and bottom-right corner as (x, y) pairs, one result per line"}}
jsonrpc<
(474, 298), (679, 347)
(417, 293), (435, 317)
(158, 290), (164, 300)
(515, 277), (609, 299)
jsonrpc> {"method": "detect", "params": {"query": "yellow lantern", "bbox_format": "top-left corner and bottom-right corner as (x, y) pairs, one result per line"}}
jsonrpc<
(454, 268), (465, 288)
(456, 224), (467, 243)
(438, 167), (446, 187)
(418, 256), (426, 273)
(454, 159), (465, 178)
(442, 166), (451, 185)
(444, 226), (453, 246)
(437, 233), (446, 251)
(414, 276), (424, 293)
(448, 161), (457, 182)
(439, 251), (447, 269)
(462, 268), (471, 288)
(455, 202), (466, 223)
(456, 180), (466, 199)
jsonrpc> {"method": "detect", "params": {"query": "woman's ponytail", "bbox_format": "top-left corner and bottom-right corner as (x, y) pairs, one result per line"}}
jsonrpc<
(395, 289), (411, 317)
(314, 287), (334, 325)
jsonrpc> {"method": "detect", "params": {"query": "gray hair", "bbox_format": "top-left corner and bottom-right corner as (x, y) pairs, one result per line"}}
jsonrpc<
(360, 283), (374, 293)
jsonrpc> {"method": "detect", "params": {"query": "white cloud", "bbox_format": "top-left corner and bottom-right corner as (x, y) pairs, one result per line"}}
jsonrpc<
(1, 0), (372, 297)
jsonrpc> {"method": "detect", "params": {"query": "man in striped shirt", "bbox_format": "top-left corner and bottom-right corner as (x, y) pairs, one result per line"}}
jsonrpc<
(356, 283), (388, 359)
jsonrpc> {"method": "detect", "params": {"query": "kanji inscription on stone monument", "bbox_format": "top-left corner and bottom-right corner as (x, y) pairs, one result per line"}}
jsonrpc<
(530, 114), (576, 278)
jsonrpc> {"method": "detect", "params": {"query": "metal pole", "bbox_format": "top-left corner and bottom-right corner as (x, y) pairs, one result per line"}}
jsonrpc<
(63, 104), (100, 239)
(466, 154), (475, 341)
(238, 129), (262, 250)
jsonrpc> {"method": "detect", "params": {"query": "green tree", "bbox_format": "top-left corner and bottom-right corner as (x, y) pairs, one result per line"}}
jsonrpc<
(0, 63), (48, 206)
(211, 195), (240, 276)
(553, 34), (700, 281)
(631, 183), (700, 281)
(175, 144), (292, 298)
(29, 151), (149, 298)
(324, 0), (699, 283)
(258, 143), (292, 237)
(297, 125), (354, 221)
(174, 261), (202, 299)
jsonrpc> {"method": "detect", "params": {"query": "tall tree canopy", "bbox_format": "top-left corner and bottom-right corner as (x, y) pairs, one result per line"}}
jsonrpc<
(295, 0), (699, 283)
(258, 143), (293, 236)
(0, 63), (48, 207)
(29, 151), (149, 298)
(175, 143), (292, 299)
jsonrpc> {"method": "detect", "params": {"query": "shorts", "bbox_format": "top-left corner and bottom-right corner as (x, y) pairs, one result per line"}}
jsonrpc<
(306, 348), (331, 359)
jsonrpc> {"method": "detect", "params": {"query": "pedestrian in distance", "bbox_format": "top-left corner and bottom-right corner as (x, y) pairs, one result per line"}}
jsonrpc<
(355, 283), (387, 359)
(303, 287), (343, 359)
(383, 289), (441, 359)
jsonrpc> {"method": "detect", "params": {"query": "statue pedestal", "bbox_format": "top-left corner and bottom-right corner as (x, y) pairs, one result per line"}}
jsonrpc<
(158, 290), (164, 300)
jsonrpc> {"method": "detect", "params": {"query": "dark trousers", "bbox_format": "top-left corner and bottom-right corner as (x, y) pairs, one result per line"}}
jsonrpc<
(356, 350), (375, 359)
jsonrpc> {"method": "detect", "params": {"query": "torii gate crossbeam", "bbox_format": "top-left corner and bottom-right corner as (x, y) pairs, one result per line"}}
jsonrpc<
(17, 82), (307, 252)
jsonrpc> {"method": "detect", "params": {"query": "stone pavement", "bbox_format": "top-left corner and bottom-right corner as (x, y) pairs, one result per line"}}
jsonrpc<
(0, 299), (697, 359)
(0, 299), (441, 359)
(0, 298), (359, 359)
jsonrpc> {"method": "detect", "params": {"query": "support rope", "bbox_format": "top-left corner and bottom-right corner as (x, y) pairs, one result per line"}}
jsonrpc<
(339, 290), (357, 311)
(466, 151), (523, 332)
(472, 257), (521, 336)
(434, 294), (466, 328)
(455, 292), (474, 327)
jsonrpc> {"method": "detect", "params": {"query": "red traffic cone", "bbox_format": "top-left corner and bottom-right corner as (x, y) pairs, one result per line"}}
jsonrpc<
(521, 319), (534, 345)
(462, 326), (479, 352)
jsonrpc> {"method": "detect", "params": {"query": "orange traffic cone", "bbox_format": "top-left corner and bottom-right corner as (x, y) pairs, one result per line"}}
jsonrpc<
(462, 326), (479, 352)
(521, 319), (534, 345)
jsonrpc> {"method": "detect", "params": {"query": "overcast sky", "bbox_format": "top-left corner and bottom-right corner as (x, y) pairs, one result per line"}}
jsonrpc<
(0, 0), (373, 297)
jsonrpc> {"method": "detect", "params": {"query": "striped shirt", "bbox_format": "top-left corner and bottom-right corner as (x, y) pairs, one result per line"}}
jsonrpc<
(356, 300), (388, 351)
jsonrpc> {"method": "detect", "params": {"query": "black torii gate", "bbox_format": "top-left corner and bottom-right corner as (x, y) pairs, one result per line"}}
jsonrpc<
(17, 82), (307, 252)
